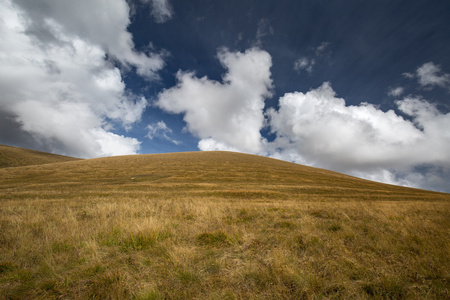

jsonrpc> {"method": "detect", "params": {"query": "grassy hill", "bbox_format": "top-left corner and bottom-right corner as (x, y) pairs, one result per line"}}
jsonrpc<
(0, 144), (80, 168)
(0, 149), (449, 299)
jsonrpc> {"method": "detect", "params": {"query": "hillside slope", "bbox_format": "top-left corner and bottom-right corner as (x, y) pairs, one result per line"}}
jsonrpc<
(0, 150), (448, 202)
(0, 144), (80, 168)
(0, 149), (449, 299)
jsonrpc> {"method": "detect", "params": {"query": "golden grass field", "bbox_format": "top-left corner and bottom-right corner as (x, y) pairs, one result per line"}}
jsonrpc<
(0, 144), (80, 168)
(0, 145), (449, 299)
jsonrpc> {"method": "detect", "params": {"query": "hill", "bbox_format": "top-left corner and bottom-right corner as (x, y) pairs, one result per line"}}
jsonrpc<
(0, 144), (80, 168)
(0, 150), (447, 202)
(0, 149), (449, 299)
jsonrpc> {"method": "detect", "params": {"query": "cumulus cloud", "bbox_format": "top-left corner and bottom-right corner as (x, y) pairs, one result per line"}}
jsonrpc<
(156, 46), (450, 191)
(146, 121), (181, 145)
(404, 62), (450, 90)
(267, 82), (450, 191)
(140, 0), (173, 23)
(91, 129), (141, 156)
(157, 48), (273, 153)
(14, 0), (165, 79)
(0, 0), (161, 157)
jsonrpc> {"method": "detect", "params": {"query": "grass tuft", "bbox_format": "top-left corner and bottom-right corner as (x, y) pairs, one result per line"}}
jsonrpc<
(196, 231), (230, 247)
(0, 262), (16, 274)
(328, 223), (342, 232)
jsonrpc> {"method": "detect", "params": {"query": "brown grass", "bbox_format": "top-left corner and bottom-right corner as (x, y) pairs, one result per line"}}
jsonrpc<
(0, 144), (80, 168)
(0, 150), (449, 299)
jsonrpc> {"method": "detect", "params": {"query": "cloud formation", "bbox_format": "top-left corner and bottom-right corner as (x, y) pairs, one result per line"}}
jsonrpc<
(146, 121), (181, 145)
(140, 0), (174, 23)
(255, 18), (274, 47)
(388, 87), (405, 97)
(267, 83), (450, 191)
(0, 0), (162, 157)
(315, 42), (330, 55)
(14, 0), (165, 79)
(157, 47), (450, 191)
(294, 42), (329, 74)
(294, 57), (315, 73)
(404, 62), (450, 90)
(157, 48), (273, 153)
(416, 62), (450, 89)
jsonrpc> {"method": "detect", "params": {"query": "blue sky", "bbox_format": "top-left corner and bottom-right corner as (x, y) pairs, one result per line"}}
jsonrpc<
(1, 0), (450, 192)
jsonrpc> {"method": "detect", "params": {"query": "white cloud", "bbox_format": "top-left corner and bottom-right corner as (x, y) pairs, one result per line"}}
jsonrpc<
(14, 0), (165, 79)
(156, 46), (450, 192)
(146, 121), (181, 145)
(267, 82), (450, 191)
(315, 42), (329, 55)
(416, 62), (450, 89)
(388, 86), (404, 97)
(351, 167), (450, 193)
(403, 62), (450, 90)
(0, 0), (159, 157)
(294, 42), (329, 74)
(140, 0), (173, 23)
(157, 48), (273, 153)
(91, 129), (141, 156)
(402, 72), (415, 79)
(197, 138), (241, 152)
(294, 57), (315, 73)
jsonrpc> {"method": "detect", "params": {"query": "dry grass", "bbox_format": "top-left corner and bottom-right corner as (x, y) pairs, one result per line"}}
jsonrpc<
(0, 150), (449, 299)
(0, 145), (80, 168)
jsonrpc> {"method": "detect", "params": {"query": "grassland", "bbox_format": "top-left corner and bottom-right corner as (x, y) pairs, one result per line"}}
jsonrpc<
(0, 149), (449, 299)
(0, 145), (80, 168)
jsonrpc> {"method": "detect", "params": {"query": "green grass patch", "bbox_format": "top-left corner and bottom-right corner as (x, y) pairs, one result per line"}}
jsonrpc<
(328, 223), (342, 232)
(274, 221), (296, 229)
(0, 262), (16, 274)
(196, 231), (230, 247)
(100, 228), (172, 251)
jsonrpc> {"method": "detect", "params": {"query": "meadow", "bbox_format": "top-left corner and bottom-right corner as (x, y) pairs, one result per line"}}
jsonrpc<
(0, 146), (449, 299)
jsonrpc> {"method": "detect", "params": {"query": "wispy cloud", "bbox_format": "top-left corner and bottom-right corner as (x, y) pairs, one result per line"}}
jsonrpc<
(294, 42), (329, 74)
(255, 18), (274, 47)
(388, 86), (405, 97)
(294, 57), (315, 73)
(146, 121), (181, 145)
(315, 42), (330, 56)
(404, 62), (450, 90)
(140, 0), (174, 23)
(416, 62), (450, 89)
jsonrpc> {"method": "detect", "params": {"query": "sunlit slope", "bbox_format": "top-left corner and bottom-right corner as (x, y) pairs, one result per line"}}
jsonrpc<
(1, 150), (447, 201)
(0, 144), (80, 168)
(1, 150), (449, 298)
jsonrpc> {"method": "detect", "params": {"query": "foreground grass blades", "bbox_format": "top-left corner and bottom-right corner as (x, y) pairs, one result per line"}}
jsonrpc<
(1, 150), (449, 298)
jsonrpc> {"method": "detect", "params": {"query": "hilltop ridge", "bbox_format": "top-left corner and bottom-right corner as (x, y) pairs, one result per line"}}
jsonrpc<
(1, 147), (448, 202)
(0, 144), (80, 168)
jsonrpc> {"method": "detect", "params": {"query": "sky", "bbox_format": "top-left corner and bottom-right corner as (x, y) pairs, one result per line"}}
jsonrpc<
(1, 0), (450, 192)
